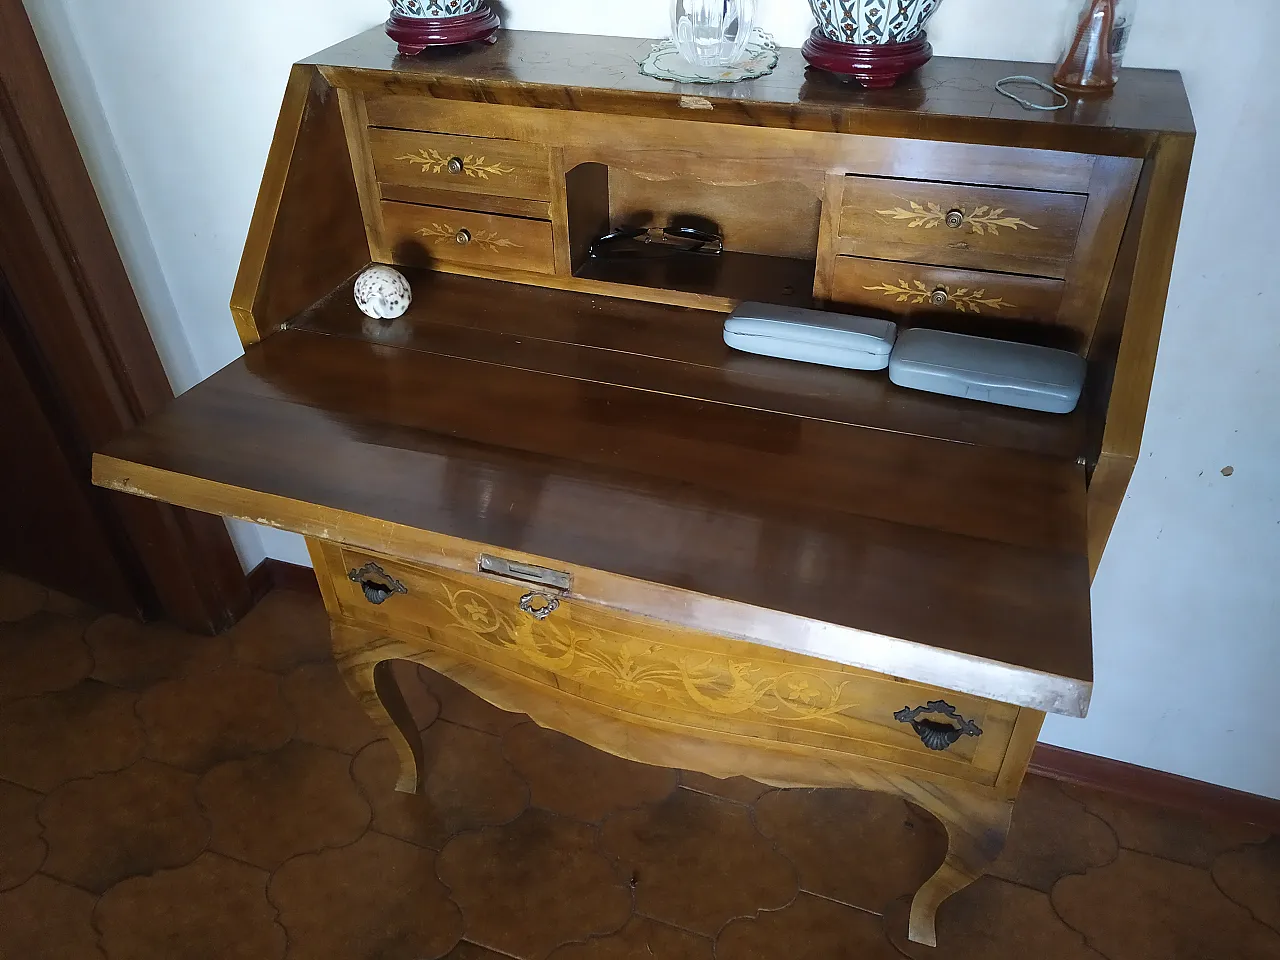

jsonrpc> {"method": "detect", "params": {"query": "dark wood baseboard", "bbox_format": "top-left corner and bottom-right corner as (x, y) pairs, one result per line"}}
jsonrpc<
(248, 559), (1280, 830)
(1031, 743), (1280, 831)
(247, 557), (322, 604)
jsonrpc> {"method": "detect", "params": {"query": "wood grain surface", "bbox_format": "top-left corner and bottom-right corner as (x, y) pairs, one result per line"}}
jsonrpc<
(93, 322), (1094, 714)
(309, 29), (1194, 154)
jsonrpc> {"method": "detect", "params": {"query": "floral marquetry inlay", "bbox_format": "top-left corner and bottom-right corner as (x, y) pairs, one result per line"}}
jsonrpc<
(864, 280), (1015, 314)
(433, 585), (867, 726)
(416, 223), (521, 252)
(876, 201), (1039, 236)
(395, 149), (515, 180)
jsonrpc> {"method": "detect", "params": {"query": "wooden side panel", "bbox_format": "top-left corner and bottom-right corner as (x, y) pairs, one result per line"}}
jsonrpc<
(1084, 135), (1195, 571)
(231, 65), (370, 347)
(837, 178), (1087, 278)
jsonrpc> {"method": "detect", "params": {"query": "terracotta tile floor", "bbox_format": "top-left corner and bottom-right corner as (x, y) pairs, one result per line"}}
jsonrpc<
(2, 572), (1278, 960)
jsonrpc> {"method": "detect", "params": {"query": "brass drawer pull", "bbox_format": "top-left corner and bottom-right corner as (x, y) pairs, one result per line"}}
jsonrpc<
(930, 287), (950, 307)
(347, 562), (408, 606)
(479, 554), (572, 591)
(519, 592), (560, 621)
(447, 156), (465, 175)
(945, 209), (965, 228)
(894, 700), (983, 752)
(455, 228), (472, 246)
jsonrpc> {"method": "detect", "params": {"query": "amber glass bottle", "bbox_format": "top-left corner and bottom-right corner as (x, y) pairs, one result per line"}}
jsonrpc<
(1054, 0), (1137, 93)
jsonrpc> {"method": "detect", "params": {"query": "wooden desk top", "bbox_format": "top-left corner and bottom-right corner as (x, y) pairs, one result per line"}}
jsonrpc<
(307, 28), (1194, 154)
(96, 276), (1093, 716)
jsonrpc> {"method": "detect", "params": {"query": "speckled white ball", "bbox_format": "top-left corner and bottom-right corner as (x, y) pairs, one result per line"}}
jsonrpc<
(354, 265), (412, 320)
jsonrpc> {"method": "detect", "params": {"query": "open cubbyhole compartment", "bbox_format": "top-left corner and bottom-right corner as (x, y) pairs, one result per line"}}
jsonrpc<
(564, 161), (819, 309)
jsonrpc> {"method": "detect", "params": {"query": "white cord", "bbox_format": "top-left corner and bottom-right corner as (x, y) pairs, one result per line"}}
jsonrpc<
(996, 75), (1070, 112)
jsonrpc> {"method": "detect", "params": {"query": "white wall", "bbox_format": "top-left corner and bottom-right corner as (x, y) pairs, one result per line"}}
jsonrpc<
(22, 0), (1280, 798)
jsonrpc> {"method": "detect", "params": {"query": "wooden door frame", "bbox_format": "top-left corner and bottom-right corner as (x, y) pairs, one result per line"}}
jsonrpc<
(0, 3), (251, 633)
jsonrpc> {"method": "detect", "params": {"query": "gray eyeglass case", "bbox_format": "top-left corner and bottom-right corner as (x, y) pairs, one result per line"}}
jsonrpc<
(724, 303), (898, 371)
(888, 328), (1087, 414)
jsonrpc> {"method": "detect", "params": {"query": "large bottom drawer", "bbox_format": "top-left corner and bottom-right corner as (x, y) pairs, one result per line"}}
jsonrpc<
(320, 542), (1022, 787)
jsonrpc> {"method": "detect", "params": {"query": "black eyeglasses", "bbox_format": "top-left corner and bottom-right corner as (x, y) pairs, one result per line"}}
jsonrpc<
(588, 225), (724, 259)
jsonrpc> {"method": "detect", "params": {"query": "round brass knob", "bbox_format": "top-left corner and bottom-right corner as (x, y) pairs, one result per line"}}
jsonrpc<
(930, 287), (950, 307)
(447, 156), (465, 175)
(455, 228), (472, 246)
(945, 209), (965, 229)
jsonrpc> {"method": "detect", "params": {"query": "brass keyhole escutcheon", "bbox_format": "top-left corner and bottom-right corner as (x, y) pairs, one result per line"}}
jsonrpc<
(455, 228), (472, 246)
(447, 156), (465, 175)
(930, 287), (950, 307)
(945, 209), (965, 228)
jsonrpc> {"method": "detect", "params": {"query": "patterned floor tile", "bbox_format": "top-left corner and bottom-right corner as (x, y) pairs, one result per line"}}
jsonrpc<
(886, 878), (1102, 959)
(390, 658), (443, 729)
(548, 915), (712, 960)
(0, 610), (93, 703)
(227, 588), (332, 674)
(40, 759), (207, 893)
(282, 662), (382, 755)
(271, 831), (463, 960)
(753, 787), (946, 914)
(1063, 783), (1269, 867)
(418, 664), (527, 735)
(352, 722), (528, 849)
(0, 873), (104, 959)
(990, 776), (1117, 892)
(0, 779), (46, 891)
(599, 788), (796, 937)
(0, 680), (144, 791)
(138, 663), (294, 772)
(438, 808), (632, 959)
(719, 892), (900, 960)
(441, 943), (512, 960)
(1213, 837), (1280, 933)
(86, 613), (229, 690)
(678, 770), (770, 804)
(1053, 849), (1280, 959)
(504, 723), (677, 822)
(199, 740), (369, 870)
(0, 572), (47, 622)
(96, 851), (285, 960)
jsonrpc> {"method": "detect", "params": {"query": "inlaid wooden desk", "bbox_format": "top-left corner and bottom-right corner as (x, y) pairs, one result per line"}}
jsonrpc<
(93, 29), (1193, 946)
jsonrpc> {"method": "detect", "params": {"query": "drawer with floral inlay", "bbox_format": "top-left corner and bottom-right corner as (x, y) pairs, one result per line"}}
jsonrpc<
(324, 542), (1023, 787)
(380, 201), (555, 274)
(370, 127), (552, 201)
(836, 176), (1088, 279)
(831, 256), (1069, 338)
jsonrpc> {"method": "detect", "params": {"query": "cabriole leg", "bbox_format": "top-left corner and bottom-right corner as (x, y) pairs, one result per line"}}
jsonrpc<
(905, 783), (1014, 946)
(330, 621), (424, 794)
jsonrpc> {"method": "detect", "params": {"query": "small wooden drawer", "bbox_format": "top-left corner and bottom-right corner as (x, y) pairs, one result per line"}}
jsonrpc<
(837, 176), (1087, 279)
(328, 545), (1021, 786)
(831, 256), (1065, 330)
(370, 128), (552, 201)
(381, 201), (555, 275)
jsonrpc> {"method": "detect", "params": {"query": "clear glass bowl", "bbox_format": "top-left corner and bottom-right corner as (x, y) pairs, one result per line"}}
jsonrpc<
(670, 0), (759, 68)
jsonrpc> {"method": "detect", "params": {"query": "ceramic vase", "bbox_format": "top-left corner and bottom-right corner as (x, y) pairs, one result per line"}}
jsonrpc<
(386, 0), (501, 55)
(808, 0), (945, 45)
(803, 0), (944, 87)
